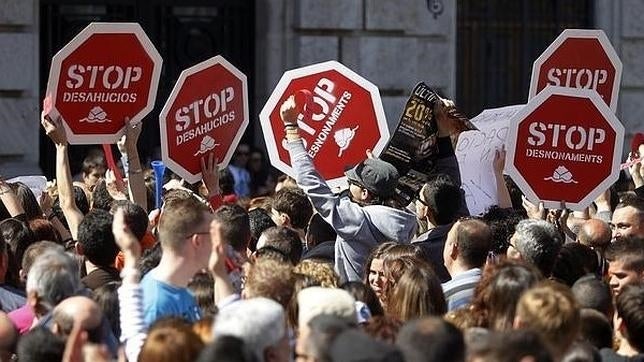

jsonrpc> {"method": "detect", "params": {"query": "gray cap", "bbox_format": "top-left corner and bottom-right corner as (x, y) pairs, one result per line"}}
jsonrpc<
(345, 158), (399, 198)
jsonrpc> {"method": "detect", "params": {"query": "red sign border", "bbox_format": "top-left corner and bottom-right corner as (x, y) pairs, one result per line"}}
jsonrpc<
(258, 60), (389, 189)
(45, 22), (163, 144)
(528, 29), (622, 112)
(159, 55), (249, 184)
(506, 86), (624, 211)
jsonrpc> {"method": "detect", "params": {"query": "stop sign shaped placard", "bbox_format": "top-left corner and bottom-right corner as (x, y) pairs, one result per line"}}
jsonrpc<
(528, 29), (622, 111)
(160, 56), (248, 184)
(506, 87), (624, 211)
(259, 61), (389, 188)
(46, 23), (162, 144)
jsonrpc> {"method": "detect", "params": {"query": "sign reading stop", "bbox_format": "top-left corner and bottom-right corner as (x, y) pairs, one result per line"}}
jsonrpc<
(506, 86), (624, 211)
(259, 61), (389, 188)
(46, 23), (162, 144)
(528, 29), (622, 112)
(159, 55), (248, 184)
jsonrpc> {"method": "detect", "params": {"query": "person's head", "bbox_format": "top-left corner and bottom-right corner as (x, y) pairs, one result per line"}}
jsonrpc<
(294, 260), (339, 288)
(16, 327), (65, 362)
(363, 315), (402, 344)
(139, 318), (205, 362)
(91, 180), (115, 211)
(385, 261), (447, 321)
(52, 296), (104, 343)
(0, 312), (17, 361)
(614, 282), (644, 352)
(137, 242), (162, 277)
(297, 314), (351, 362)
(243, 257), (295, 308)
(396, 317), (464, 362)
(26, 249), (80, 317)
(271, 187), (313, 231)
(305, 213), (337, 251)
(571, 275), (613, 317)
(214, 297), (290, 362)
(514, 281), (580, 359)
(256, 226), (302, 265)
(214, 204), (251, 254)
(249, 150), (265, 173)
(158, 197), (213, 267)
(610, 195), (644, 241)
(20, 241), (63, 284)
(552, 243), (600, 286)
(363, 242), (398, 302)
(444, 218), (492, 273)
(219, 167), (236, 196)
(248, 208), (276, 253)
(560, 341), (601, 362)
(110, 200), (148, 241)
(233, 143), (251, 167)
(577, 219), (612, 253)
(605, 236), (644, 296)
(197, 335), (258, 362)
(81, 150), (107, 188)
(345, 158), (399, 206)
(330, 329), (405, 362)
(578, 308), (613, 350)
(0, 218), (34, 287)
(11, 182), (43, 220)
(417, 174), (462, 226)
(187, 271), (216, 318)
(76, 209), (118, 268)
(470, 259), (542, 331)
(93, 281), (122, 339)
(507, 219), (563, 277)
(481, 206), (525, 256)
(297, 287), (357, 331)
(28, 218), (61, 244)
(470, 329), (553, 362)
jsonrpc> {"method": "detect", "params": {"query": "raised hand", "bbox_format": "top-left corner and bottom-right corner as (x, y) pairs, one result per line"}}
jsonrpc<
(112, 208), (141, 257)
(522, 195), (546, 220)
(279, 95), (300, 125)
(493, 146), (506, 175)
(41, 112), (68, 146)
(201, 153), (220, 197)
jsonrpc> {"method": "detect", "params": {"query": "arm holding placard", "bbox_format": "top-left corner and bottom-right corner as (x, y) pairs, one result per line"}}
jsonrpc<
(280, 96), (369, 239)
(41, 113), (84, 240)
(118, 119), (147, 212)
(0, 179), (25, 218)
(628, 144), (644, 197)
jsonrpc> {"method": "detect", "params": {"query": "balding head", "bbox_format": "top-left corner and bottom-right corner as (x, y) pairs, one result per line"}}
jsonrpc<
(578, 219), (611, 252)
(52, 296), (103, 342)
(0, 312), (17, 359)
(444, 219), (492, 271)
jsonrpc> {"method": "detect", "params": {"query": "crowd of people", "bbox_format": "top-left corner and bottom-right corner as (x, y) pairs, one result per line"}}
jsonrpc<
(0, 95), (642, 362)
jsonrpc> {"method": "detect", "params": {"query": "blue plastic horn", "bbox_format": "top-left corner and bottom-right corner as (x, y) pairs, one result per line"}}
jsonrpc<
(151, 160), (166, 210)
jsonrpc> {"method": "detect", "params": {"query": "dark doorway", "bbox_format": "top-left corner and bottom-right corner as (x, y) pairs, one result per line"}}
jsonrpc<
(456, 0), (594, 118)
(39, 0), (255, 178)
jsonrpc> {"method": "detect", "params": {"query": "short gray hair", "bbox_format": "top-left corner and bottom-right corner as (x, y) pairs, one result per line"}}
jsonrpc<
(213, 297), (286, 362)
(26, 250), (80, 309)
(514, 219), (562, 276)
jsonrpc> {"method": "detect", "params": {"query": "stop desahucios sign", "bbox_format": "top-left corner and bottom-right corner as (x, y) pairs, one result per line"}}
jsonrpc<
(46, 22), (162, 144)
(259, 61), (389, 189)
(159, 55), (248, 184)
(506, 86), (624, 211)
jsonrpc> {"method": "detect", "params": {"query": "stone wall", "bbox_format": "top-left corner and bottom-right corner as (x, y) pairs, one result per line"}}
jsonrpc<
(0, 0), (40, 176)
(256, 0), (456, 142)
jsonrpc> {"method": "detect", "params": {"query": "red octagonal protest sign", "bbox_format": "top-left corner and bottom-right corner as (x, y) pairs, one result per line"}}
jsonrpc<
(528, 29), (622, 112)
(506, 87), (624, 211)
(46, 22), (162, 144)
(259, 61), (389, 188)
(160, 55), (248, 184)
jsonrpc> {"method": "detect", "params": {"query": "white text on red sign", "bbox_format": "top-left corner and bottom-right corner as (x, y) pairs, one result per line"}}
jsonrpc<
(546, 68), (608, 93)
(175, 87), (235, 146)
(527, 122), (606, 164)
(63, 65), (142, 103)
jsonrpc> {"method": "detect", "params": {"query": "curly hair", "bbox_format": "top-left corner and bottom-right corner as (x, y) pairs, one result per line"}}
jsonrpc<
(243, 258), (294, 308)
(294, 260), (339, 288)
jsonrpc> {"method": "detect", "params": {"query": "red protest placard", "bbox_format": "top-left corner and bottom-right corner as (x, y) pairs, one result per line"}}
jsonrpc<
(45, 22), (162, 144)
(259, 61), (389, 189)
(159, 55), (249, 184)
(528, 29), (622, 112)
(506, 87), (624, 211)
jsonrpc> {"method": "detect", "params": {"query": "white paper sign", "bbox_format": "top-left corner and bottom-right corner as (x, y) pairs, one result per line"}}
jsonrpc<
(456, 105), (523, 215)
(8, 176), (48, 204)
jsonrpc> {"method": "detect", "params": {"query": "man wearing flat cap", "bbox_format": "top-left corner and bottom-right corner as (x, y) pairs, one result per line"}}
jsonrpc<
(280, 96), (417, 282)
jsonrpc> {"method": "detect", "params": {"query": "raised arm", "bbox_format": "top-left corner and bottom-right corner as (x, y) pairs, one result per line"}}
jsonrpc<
(118, 119), (147, 211)
(493, 146), (513, 209)
(41, 113), (83, 239)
